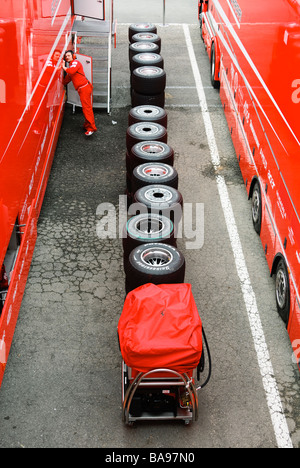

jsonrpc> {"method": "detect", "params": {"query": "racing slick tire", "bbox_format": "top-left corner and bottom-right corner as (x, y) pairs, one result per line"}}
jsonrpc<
(131, 163), (178, 194)
(129, 42), (160, 62)
(129, 23), (157, 43)
(131, 89), (165, 108)
(128, 105), (168, 127)
(129, 141), (174, 171)
(124, 243), (185, 294)
(126, 122), (167, 152)
(133, 184), (183, 227)
(130, 52), (164, 73)
(132, 66), (166, 96)
(131, 33), (161, 53)
(122, 213), (176, 264)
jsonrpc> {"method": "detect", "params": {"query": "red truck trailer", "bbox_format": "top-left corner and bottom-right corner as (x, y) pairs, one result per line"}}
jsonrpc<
(0, 0), (106, 387)
(199, 0), (300, 366)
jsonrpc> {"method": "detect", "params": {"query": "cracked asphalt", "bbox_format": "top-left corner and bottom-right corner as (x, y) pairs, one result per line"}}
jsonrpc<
(0, 0), (300, 449)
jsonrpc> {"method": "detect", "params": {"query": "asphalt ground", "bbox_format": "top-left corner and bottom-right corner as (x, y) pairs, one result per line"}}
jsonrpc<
(0, 0), (300, 449)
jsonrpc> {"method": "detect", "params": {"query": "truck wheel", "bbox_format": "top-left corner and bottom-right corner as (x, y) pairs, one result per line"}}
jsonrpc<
(132, 163), (178, 193)
(275, 259), (290, 326)
(252, 181), (262, 235)
(125, 243), (185, 294)
(126, 122), (167, 152)
(132, 66), (166, 96)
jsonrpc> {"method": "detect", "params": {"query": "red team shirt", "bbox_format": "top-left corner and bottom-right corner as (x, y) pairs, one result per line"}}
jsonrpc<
(63, 60), (89, 90)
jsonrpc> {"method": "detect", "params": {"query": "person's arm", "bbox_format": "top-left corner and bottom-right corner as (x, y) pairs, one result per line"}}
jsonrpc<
(62, 74), (72, 86)
(63, 60), (80, 75)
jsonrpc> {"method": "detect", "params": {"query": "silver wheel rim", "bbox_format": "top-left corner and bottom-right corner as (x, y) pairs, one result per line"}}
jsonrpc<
(133, 43), (157, 51)
(135, 217), (164, 235)
(252, 188), (260, 223)
(135, 123), (160, 135)
(141, 247), (173, 266)
(144, 187), (172, 203)
(140, 143), (165, 154)
(137, 66), (161, 76)
(142, 165), (168, 178)
(136, 53), (158, 62)
(276, 268), (287, 309)
(136, 107), (160, 118)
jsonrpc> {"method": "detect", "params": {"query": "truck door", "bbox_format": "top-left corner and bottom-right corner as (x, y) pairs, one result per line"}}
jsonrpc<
(73, 0), (105, 20)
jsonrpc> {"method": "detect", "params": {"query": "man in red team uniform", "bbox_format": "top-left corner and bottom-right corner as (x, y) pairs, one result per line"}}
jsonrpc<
(63, 50), (97, 137)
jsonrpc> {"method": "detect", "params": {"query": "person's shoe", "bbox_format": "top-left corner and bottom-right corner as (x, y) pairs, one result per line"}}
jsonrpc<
(85, 131), (95, 137)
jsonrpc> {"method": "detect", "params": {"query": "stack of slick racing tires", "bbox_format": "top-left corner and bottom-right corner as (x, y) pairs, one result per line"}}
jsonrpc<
(122, 24), (186, 295)
(129, 23), (166, 108)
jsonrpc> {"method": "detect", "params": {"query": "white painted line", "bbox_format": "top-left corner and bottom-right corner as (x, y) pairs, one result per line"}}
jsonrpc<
(183, 23), (293, 449)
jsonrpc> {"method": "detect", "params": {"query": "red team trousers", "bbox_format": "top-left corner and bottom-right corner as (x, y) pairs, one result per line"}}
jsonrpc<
(63, 59), (97, 133)
(77, 82), (97, 133)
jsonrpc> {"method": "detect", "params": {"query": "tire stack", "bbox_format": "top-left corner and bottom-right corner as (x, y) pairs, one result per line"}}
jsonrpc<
(129, 23), (166, 108)
(122, 24), (186, 295)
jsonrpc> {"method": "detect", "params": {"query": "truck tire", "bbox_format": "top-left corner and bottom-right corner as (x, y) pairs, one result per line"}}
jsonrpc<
(275, 258), (290, 326)
(129, 23), (157, 43)
(128, 105), (168, 127)
(251, 181), (262, 235)
(122, 213), (176, 264)
(124, 243), (185, 294)
(126, 122), (167, 152)
(132, 163), (178, 193)
(132, 66), (166, 96)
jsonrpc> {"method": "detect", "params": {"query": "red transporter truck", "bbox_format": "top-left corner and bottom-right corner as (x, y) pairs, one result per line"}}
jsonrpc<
(0, 0), (106, 387)
(0, 0), (73, 387)
(199, 0), (300, 366)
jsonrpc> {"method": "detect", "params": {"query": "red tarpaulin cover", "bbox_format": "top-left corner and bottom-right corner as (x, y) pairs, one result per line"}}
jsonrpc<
(118, 283), (203, 373)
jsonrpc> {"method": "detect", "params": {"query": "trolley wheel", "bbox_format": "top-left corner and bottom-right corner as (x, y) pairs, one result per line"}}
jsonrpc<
(132, 66), (166, 96)
(275, 259), (290, 326)
(124, 243), (185, 294)
(251, 181), (262, 235)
